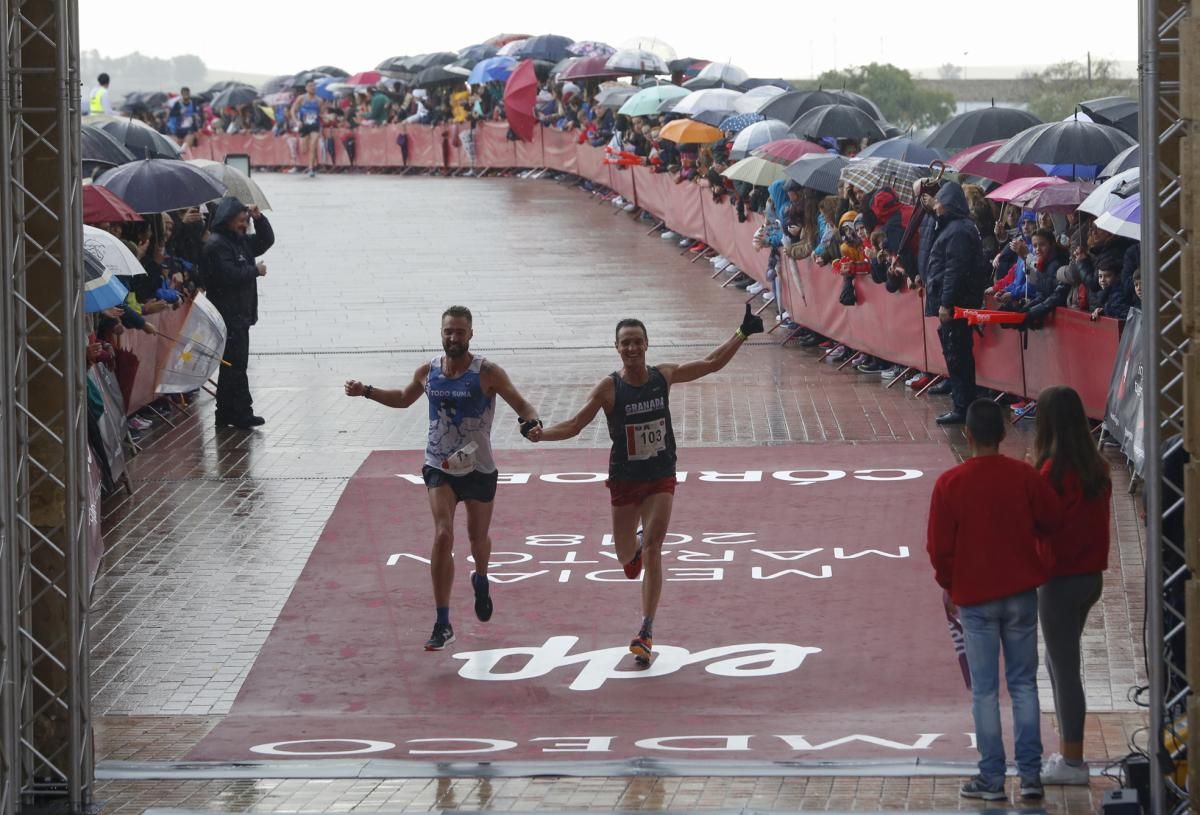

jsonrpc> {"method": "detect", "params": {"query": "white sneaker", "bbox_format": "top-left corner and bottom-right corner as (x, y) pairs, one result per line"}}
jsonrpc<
(747, 282), (765, 295)
(623, 203), (637, 212)
(762, 292), (775, 303)
(661, 231), (678, 240)
(612, 196), (625, 207)
(710, 255), (728, 265)
(726, 265), (739, 274)
(1041, 754), (1089, 785)
(881, 365), (904, 381)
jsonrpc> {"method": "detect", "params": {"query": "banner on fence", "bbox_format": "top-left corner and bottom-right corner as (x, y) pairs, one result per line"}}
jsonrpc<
(1103, 307), (1145, 474)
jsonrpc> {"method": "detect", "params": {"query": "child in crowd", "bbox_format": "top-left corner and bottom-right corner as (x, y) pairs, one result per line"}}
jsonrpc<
(1090, 258), (1133, 320)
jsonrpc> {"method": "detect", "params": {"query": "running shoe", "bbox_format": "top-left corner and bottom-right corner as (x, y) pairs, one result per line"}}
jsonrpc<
(881, 365), (905, 380)
(661, 231), (678, 240)
(1019, 776), (1044, 800)
(849, 353), (868, 367)
(746, 282), (765, 295)
(679, 237), (693, 247)
(1041, 753), (1090, 785)
(761, 292), (775, 303)
(424, 622), (455, 651)
(908, 374), (933, 390)
(630, 633), (653, 663)
(959, 776), (1006, 801)
(472, 573), (493, 622)
(623, 530), (643, 579)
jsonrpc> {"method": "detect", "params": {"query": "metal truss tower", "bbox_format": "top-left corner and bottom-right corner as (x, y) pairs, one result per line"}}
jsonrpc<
(0, 0), (91, 813)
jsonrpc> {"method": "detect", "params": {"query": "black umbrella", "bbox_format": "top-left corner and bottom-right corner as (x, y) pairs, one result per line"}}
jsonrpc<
(95, 159), (226, 213)
(668, 57), (708, 74)
(989, 119), (1137, 168)
(81, 124), (136, 166)
(376, 55), (413, 73)
(692, 108), (738, 127)
(513, 34), (574, 63)
(207, 80), (254, 95)
(1100, 144), (1140, 178)
(682, 76), (743, 91)
(310, 65), (349, 78)
(784, 154), (850, 195)
(789, 104), (886, 142)
(830, 89), (883, 120)
(756, 90), (840, 124)
(411, 52), (459, 70)
(414, 65), (466, 88)
(88, 116), (180, 160)
(289, 70), (332, 88)
(258, 75), (294, 96)
(211, 86), (259, 112)
(922, 104), (1042, 152)
(458, 43), (499, 62)
(1079, 96), (1138, 139)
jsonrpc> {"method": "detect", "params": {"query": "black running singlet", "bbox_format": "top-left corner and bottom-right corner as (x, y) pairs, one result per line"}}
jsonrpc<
(606, 366), (677, 481)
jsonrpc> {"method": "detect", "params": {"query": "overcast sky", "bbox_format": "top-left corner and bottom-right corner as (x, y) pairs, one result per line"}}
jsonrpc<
(80, 1), (1139, 80)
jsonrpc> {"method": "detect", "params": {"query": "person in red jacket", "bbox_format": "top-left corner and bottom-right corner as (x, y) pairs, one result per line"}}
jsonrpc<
(927, 399), (1062, 802)
(1032, 385), (1111, 785)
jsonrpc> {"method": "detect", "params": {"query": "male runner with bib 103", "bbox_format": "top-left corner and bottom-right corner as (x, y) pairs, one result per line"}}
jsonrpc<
(526, 305), (764, 663)
(344, 306), (541, 651)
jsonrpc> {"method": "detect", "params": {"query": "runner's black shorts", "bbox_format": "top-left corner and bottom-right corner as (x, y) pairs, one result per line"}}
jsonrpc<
(422, 465), (499, 503)
(299, 122), (320, 137)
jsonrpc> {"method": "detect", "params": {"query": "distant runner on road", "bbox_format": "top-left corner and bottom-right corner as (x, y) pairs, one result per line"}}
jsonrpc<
(345, 305), (541, 651)
(526, 305), (763, 663)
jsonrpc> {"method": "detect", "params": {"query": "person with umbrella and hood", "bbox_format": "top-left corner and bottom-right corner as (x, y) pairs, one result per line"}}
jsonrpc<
(928, 182), (987, 425)
(202, 196), (275, 429)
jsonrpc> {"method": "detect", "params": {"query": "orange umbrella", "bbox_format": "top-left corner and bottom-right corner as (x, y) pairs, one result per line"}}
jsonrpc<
(658, 119), (724, 145)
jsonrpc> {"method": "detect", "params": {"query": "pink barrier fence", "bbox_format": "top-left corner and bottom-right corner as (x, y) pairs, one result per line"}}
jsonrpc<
(193, 127), (1123, 417)
(119, 305), (192, 415)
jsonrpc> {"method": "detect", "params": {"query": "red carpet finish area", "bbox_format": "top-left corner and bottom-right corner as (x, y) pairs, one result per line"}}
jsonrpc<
(188, 444), (990, 766)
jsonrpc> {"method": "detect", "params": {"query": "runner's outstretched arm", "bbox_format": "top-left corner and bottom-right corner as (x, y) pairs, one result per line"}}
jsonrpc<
(481, 360), (540, 426)
(532, 379), (610, 443)
(661, 304), (763, 385)
(344, 363), (429, 408)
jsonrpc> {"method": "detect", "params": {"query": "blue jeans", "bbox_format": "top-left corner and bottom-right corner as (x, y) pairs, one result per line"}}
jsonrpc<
(960, 589), (1042, 782)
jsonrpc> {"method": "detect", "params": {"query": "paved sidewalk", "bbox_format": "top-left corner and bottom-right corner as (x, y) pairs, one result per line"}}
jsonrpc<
(94, 172), (1148, 812)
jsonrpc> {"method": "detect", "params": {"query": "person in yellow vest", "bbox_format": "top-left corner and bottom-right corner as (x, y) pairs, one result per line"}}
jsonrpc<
(87, 73), (111, 116)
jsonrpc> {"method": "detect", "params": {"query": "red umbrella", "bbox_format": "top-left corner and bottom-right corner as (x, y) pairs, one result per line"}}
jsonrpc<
(83, 184), (142, 224)
(560, 54), (627, 81)
(344, 70), (382, 87)
(751, 138), (828, 165)
(1009, 180), (1097, 213)
(504, 60), (539, 142)
(985, 175), (1066, 203)
(948, 139), (1046, 184)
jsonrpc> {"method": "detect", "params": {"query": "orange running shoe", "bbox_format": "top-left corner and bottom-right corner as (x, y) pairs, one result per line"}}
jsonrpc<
(630, 633), (653, 664)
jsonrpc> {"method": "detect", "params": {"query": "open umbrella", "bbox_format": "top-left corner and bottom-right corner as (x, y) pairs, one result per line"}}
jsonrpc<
(722, 155), (788, 187)
(605, 49), (669, 75)
(743, 78), (794, 91)
(156, 293), (230, 395)
(1094, 193), (1140, 240)
(1100, 144), (1139, 178)
(1080, 96), (1138, 139)
(513, 35), (574, 63)
(984, 175), (1066, 203)
(83, 224), (144, 277)
(618, 84), (690, 117)
(668, 57), (710, 76)
(561, 55), (627, 81)
(81, 124), (136, 167)
(314, 76), (343, 101)
(672, 88), (743, 117)
(697, 62), (749, 87)
(457, 43), (499, 63)
(211, 86), (258, 112)
(83, 249), (129, 313)
(485, 33), (532, 47)
(207, 80), (254, 95)
(595, 84), (639, 109)
(259, 74), (294, 95)
(831, 89), (884, 120)
(96, 158), (226, 213)
(82, 185), (141, 224)
(730, 120), (791, 159)
(343, 70), (383, 88)
(414, 65), (465, 88)
(186, 159), (271, 211)
(682, 76), (745, 91)
(88, 116), (180, 160)
(310, 65), (348, 78)
(503, 60), (539, 142)
(989, 119), (1137, 169)
(288, 70), (333, 88)
(752, 138), (828, 165)
(411, 52), (458, 70)
(375, 56), (414, 75)
(857, 137), (945, 164)
(923, 105), (1043, 152)
(693, 109), (738, 128)
(718, 112), (765, 134)
(618, 36), (677, 61)
(567, 41), (615, 57)
(754, 90), (840, 124)
(658, 119), (725, 145)
(468, 56), (517, 85)
(840, 157), (929, 204)
(1078, 168), (1140, 216)
(734, 85), (785, 114)
(497, 39), (529, 56)
(785, 153), (850, 195)
(790, 104), (885, 142)
(1009, 180), (1097, 213)
(947, 139), (1046, 184)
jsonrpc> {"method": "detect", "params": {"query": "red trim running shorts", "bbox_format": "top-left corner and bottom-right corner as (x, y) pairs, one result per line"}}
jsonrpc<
(606, 476), (677, 507)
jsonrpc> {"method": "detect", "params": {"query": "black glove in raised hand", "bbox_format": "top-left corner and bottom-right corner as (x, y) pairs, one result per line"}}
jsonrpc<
(518, 417), (543, 438)
(738, 302), (764, 338)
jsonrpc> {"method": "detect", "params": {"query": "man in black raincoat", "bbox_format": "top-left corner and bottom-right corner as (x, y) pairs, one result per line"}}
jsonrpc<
(926, 182), (985, 425)
(202, 196), (275, 429)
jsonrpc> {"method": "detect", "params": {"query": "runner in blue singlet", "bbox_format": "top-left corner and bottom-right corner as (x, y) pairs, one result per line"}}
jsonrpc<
(344, 305), (541, 651)
(529, 304), (763, 664)
(289, 80), (325, 177)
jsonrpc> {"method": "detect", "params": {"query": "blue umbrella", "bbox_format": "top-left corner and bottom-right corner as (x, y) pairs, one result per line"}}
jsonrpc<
(718, 112), (765, 134)
(857, 136), (945, 164)
(468, 56), (516, 85)
(83, 250), (129, 313)
(1038, 162), (1102, 180)
(315, 76), (340, 101)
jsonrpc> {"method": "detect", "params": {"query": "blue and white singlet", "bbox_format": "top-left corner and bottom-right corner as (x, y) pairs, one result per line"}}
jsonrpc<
(424, 356), (496, 475)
